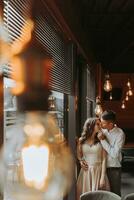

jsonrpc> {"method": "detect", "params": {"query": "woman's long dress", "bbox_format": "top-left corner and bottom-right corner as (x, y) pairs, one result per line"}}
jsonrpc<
(77, 142), (109, 197)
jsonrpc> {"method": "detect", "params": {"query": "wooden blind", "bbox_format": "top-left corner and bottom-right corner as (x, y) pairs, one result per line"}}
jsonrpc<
(3, 0), (74, 94)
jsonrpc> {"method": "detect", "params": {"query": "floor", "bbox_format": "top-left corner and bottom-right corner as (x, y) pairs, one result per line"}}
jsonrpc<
(121, 160), (134, 198)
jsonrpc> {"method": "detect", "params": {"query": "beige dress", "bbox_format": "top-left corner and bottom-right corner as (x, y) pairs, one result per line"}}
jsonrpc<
(77, 142), (109, 198)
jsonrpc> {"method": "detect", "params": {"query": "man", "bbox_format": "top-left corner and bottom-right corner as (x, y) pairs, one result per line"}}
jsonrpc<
(98, 110), (125, 196)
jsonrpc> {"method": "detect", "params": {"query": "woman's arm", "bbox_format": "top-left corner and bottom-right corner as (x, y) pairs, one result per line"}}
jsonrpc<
(77, 139), (83, 161)
(99, 148), (107, 189)
(77, 140), (88, 171)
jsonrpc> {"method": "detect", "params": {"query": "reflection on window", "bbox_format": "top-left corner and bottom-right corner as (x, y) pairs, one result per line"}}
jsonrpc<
(4, 78), (17, 111)
(4, 78), (17, 127)
(48, 91), (64, 133)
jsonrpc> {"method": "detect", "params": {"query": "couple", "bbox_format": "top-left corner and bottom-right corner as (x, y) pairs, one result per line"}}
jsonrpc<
(77, 110), (125, 199)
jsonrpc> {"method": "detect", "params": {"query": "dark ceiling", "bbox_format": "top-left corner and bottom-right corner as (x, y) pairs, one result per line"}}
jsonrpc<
(80, 0), (134, 73)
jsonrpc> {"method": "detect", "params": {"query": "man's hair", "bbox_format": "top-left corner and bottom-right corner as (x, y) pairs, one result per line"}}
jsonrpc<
(101, 110), (116, 122)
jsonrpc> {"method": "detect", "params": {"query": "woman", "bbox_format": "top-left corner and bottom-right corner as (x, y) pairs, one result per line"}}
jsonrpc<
(77, 118), (109, 199)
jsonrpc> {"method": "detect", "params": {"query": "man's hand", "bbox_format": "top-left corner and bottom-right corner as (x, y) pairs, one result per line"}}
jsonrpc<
(99, 177), (105, 189)
(80, 160), (88, 171)
(97, 131), (106, 140)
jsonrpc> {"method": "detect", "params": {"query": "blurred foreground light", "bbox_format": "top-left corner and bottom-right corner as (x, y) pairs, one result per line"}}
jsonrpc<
(5, 112), (74, 200)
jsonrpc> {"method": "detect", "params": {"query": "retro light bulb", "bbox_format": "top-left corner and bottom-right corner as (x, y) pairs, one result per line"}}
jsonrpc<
(110, 93), (112, 100)
(94, 96), (103, 116)
(104, 73), (112, 92)
(128, 87), (133, 96)
(121, 101), (125, 109)
(125, 95), (129, 101)
(127, 79), (131, 87)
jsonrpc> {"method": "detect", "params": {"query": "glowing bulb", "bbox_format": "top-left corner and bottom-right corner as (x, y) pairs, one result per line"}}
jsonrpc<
(103, 73), (112, 92)
(125, 95), (129, 101)
(127, 79), (131, 87)
(121, 101), (125, 109)
(22, 145), (49, 190)
(95, 96), (103, 116)
(128, 88), (133, 96)
(22, 120), (49, 190)
(110, 93), (112, 100)
(104, 80), (112, 92)
(95, 104), (103, 116)
(24, 123), (45, 137)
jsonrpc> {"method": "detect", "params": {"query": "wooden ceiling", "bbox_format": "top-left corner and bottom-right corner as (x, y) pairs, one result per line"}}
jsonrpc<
(79, 0), (134, 73)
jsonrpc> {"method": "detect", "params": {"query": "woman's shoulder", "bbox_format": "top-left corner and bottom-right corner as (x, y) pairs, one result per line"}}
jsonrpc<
(78, 137), (83, 143)
(76, 137), (83, 147)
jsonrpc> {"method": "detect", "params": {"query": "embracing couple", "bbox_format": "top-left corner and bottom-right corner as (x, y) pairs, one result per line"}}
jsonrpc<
(77, 110), (125, 199)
